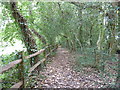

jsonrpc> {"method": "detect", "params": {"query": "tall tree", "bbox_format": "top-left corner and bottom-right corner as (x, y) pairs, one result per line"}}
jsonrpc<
(116, 1), (120, 88)
(107, 4), (117, 55)
(10, 2), (39, 66)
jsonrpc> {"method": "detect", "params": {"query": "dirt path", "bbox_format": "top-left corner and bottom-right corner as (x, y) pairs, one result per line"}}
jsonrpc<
(34, 47), (115, 88)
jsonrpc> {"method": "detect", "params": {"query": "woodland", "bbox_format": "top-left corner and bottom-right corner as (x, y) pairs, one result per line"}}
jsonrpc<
(0, 1), (120, 88)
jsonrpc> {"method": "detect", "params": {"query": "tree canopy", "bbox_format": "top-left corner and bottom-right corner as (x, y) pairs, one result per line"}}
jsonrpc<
(0, 1), (120, 88)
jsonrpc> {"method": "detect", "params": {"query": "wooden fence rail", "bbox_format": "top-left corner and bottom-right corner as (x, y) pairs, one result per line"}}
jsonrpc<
(0, 45), (58, 88)
(0, 46), (50, 74)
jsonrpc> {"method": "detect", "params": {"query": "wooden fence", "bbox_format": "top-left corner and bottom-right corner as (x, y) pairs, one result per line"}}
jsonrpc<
(0, 45), (58, 88)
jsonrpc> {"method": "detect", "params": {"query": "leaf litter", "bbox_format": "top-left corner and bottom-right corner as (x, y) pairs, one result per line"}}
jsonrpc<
(32, 47), (116, 88)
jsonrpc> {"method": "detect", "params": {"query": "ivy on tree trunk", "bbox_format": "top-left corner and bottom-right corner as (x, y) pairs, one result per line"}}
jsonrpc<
(10, 2), (39, 66)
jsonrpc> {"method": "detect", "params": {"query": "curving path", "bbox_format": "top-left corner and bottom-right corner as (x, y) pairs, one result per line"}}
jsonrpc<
(34, 47), (115, 88)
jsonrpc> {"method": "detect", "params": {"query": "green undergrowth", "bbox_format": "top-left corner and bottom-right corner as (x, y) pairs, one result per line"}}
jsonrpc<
(1, 52), (20, 88)
(74, 47), (118, 87)
(74, 47), (116, 71)
(0, 50), (47, 88)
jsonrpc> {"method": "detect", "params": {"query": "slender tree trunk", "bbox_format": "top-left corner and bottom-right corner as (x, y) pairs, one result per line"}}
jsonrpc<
(97, 3), (105, 50)
(116, 1), (120, 88)
(10, 2), (39, 66)
(106, 3), (117, 55)
(78, 8), (83, 48)
(89, 25), (93, 46)
(116, 50), (120, 88)
(31, 29), (46, 45)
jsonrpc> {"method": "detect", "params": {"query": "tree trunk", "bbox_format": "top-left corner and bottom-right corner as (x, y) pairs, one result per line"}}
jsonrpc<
(116, 50), (120, 88)
(89, 25), (93, 46)
(10, 2), (39, 66)
(97, 3), (105, 50)
(78, 7), (83, 48)
(116, 1), (120, 88)
(106, 3), (117, 55)
(31, 29), (46, 45)
(116, 55), (120, 88)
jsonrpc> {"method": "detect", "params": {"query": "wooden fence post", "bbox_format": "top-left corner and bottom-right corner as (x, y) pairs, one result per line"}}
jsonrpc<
(43, 48), (48, 67)
(17, 51), (24, 88)
(43, 46), (50, 67)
